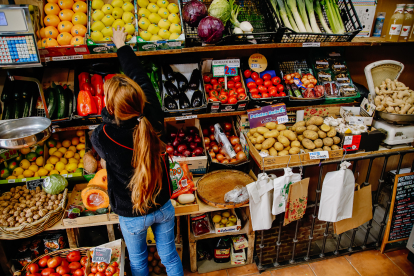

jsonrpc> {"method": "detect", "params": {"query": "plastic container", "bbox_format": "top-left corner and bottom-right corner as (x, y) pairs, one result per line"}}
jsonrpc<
(323, 81), (339, 97)
(373, 12), (386, 37)
(339, 83), (357, 97)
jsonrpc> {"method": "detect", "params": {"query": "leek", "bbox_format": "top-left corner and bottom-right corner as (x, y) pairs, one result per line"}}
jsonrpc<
(332, 0), (345, 32)
(229, 0), (241, 28)
(315, 0), (332, 33)
(286, 0), (307, 32)
(305, 0), (321, 33)
(284, 0), (299, 32)
(273, 0), (293, 30)
(321, 0), (344, 34)
(297, 0), (313, 32)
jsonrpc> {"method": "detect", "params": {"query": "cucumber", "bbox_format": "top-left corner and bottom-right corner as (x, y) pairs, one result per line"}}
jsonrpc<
(95, 208), (108, 214)
(55, 85), (67, 119)
(13, 92), (22, 119)
(64, 87), (73, 117)
(21, 90), (30, 118)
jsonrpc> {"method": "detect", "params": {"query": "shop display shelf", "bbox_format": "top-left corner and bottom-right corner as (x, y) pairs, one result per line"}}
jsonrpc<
(190, 220), (250, 241)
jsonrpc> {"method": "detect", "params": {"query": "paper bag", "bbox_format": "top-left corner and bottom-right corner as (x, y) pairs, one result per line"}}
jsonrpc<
(272, 168), (302, 215)
(284, 178), (309, 226)
(334, 184), (373, 234)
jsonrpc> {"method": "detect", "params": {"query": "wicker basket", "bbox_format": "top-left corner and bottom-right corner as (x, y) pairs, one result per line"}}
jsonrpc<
(364, 60), (404, 96)
(0, 189), (68, 240)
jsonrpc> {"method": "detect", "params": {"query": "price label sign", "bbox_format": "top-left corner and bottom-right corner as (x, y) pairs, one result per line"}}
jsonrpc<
(248, 53), (267, 73)
(224, 65), (238, 76)
(212, 59), (240, 77)
(302, 42), (320, 47)
(309, 151), (329, 159)
(277, 115), (289, 124)
(26, 178), (44, 190)
(0, 149), (18, 162)
(212, 65), (225, 77)
(92, 247), (112, 264)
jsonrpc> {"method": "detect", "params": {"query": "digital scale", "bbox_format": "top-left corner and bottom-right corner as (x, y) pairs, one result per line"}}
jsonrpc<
(0, 5), (41, 68)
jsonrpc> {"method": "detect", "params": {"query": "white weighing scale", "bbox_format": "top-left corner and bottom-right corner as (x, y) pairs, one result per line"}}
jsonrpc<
(0, 5), (41, 68)
(373, 120), (414, 146)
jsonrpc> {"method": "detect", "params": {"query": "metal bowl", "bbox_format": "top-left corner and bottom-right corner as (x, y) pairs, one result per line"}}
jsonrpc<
(376, 111), (414, 125)
(0, 117), (52, 149)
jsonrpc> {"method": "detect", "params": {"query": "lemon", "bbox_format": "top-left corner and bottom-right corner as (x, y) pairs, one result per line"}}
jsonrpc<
(92, 0), (105, 10)
(150, 35), (162, 41)
(92, 9), (105, 21)
(64, 151), (75, 159)
(80, 158), (83, 163)
(168, 13), (180, 24)
(23, 170), (34, 178)
(49, 156), (60, 165)
(44, 164), (54, 171)
(17, 174), (24, 179)
(148, 13), (161, 24)
(72, 153), (80, 160)
(148, 24), (160, 34)
(47, 160), (51, 164)
(147, 3), (159, 13)
(157, 0), (168, 8)
(50, 170), (60, 175)
(169, 32), (180, 39)
(139, 17), (151, 30)
(21, 148), (31, 155)
(6, 176), (16, 180)
(65, 163), (78, 173)
(138, 30), (150, 40)
(49, 147), (57, 155)
(122, 2), (134, 12)
(76, 130), (84, 137)
(13, 167), (24, 176)
(91, 30), (104, 41)
(138, 7), (151, 18)
(20, 159), (30, 169)
(60, 170), (69, 175)
(158, 29), (170, 39)
(69, 158), (78, 164)
(137, 0), (149, 8)
(55, 162), (66, 172)
(58, 147), (67, 154)
(34, 172), (39, 177)
(102, 14), (115, 26)
(62, 140), (71, 148)
(112, 7), (124, 19)
(122, 11), (134, 23)
(80, 136), (86, 143)
(112, 19), (125, 28)
(38, 168), (48, 176)
(52, 151), (63, 158)
(101, 4), (114, 15)
(36, 156), (44, 167)
(158, 7), (169, 19)
(124, 23), (135, 35)
(169, 23), (181, 34)
(31, 162), (36, 166)
(92, 21), (105, 32)
(149, 0), (157, 2)
(28, 165), (38, 172)
(68, 146), (77, 153)
(167, 3), (178, 14)
(79, 149), (85, 158)
(111, 0), (124, 8)
(78, 163), (84, 168)
(56, 141), (62, 149)
(59, 158), (68, 165)
(158, 19), (171, 29)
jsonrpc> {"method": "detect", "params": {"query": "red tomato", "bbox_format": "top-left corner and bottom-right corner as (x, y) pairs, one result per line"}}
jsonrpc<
(219, 94), (228, 104)
(264, 80), (273, 87)
(41, 268), (55, 276)
(218, 77), (225, 83)
(228, 97), (237, 104)
(80, 257), (88, 267)
(255, 78), (263, 86)
(50, 273), (60, 276)
(56, 266), (71, 275)
(251, 93), (261, 98)
(48, 257), (62, 269)
(210, 78), (218, 85)
(60, 260), (69, 267)
(237, 93), (246, 100)
(73, 269), (84, 276)
(68, 262), (81, 270)
(227, 81), (235, 89)
(88, 274), (95, 276)
(263, 73), (271, 80)
(244, 70), (251, 78)
(213, 83), (221, 91)
(110, 262), (118, 267)
(96, 273), (105, 276)
(251, 72), (259, 80)
(67, 251), (81, 262)
(39, 256), (51, 268)
(91, 266), (98, 274)
(276, 84), (284, 93)
(62, 274), (70, 276)
(205, 84), (213, 92)
(268, 86), (277, 94)
(258, 85), (268, 93)
(233, 75), (241, 82)
(279, 92), (287, 97)
(209, 97), (218, 102)
(262, 93), (270, 98)
(28, 274), (41, 276)
(236, 88), (245, 94)
(234, 82), (242, 89)
(247, 82), (257, 89)
(269, 90), (278, 97)
(219, 88), (227, 95)
(28, 264), (39, 274)
(249, 88), (259, 94)
(105, 266), (117, 276)
(209, 90), (218, 98)
(203, 75), (211, 83)
(229, 89), (237, 97)
(272, 76), (281, 85)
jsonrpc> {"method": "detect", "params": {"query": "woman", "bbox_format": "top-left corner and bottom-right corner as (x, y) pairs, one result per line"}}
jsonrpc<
(91, 27), (183, 276)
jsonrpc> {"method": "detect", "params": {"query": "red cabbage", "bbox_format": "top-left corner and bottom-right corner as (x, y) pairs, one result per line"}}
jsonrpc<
(183, 0), (208, 27)
(197, 16), (224, 44)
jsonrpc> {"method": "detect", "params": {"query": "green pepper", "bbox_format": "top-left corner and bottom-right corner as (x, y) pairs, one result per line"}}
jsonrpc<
(150, 71), (162, 106)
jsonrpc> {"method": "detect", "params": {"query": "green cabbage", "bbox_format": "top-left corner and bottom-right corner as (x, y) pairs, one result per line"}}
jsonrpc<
(208, 0), (231, 25)
(42, 174), (68, 195)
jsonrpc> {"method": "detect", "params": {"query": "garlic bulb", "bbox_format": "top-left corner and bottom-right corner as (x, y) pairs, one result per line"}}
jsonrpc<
(240, 21), (253, 32)
(233, 27), (243, 39)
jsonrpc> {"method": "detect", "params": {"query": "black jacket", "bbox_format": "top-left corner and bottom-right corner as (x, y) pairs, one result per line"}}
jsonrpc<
(91, 45), (170, 217)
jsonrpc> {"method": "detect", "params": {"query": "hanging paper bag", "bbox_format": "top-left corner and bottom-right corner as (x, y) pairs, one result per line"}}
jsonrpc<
(272, 168), (302, 216)
(333, 184), (373, 234)
(284, 178), (309, 226)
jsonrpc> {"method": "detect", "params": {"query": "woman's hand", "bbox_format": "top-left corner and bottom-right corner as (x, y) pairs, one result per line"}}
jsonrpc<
(112, 26), (127, 49)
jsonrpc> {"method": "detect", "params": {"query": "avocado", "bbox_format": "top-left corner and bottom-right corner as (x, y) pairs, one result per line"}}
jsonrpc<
(47, 138), (57, 148)
(35, 146), (44, 156)
(26, 152), (38, 162)
(7, 160), (18, 171)
(0, 168), (10, 179)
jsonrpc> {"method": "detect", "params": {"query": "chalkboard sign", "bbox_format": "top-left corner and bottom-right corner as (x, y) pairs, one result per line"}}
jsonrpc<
(381, 172), (414, 253)
(92, 247), (112, 263)
(26, 178), (44, 190)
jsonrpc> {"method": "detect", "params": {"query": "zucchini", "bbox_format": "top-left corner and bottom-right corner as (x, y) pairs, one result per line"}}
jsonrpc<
(13, 92), (22, 119)
(95, 208), (108, 214)
(45, 87), (57, 119)
(21, 90), (30, 118)
(64, 87), (73, 117)
(55, 85), (67, 119)
(81, 211), (95, 216)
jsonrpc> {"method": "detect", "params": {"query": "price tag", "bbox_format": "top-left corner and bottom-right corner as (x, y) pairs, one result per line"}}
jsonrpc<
(21, 178), (26, 182)
(26, 178), (43, 190)
(224, 65), (238, 76)
(175, 115), (197, 121)
(349, 117), (365, 125)
(62, 174), (68, 178)
(309, 151), (329, 159)
(68, 174), (73, 178)
(8, 179), (15, 183)
(277, 115), (288, 124)
(212, 65), (225, 77)
(92, 247), (112, 264)
(248, 53), (267, 73)
(51, 55), (84, 61)
(0, 149), (19, 162)
(302, 42), (320, 47)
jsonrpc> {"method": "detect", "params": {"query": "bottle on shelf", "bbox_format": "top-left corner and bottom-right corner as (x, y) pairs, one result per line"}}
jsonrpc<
(373, 12), (386, 37)
(399, 4), (414, 42)
(385, 4), (406, 42)
(214, 237), (231, 263)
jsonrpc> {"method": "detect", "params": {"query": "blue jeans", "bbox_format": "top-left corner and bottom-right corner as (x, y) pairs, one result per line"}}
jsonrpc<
(119, 200), (183, 276)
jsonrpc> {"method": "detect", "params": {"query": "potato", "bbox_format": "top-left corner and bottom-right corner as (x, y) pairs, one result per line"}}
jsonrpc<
(333, 136), (341, 145)
(332, 145), (340, 150)
(246, 132), (251, 137)
(278, 150), (289, 156)
(284, 145), (291, 151)
(262, 138), (276, 150)
(320, 124), (330, 132)
(249, 128), (257, 134)
(295, 126), (306, 134)
(289, 147), (300, 155)
(323, 137), (334, 147)
(255, 144), (262, 150)
(314, 139), (323, 148)
(269, 147), (277, 156)
(265, 122), (277, 130)
(291, 141), (301, 148)
(318, 131), (327, 139)
(304, 149), (312, 153)
(250, 138), (257, 144)
(260, 149), (269, 155)
(253, 132), (260, 138)
(303, 130), (318, 140)
(264, 130), (280, 139)
(283, 130), (297, 141)
(313, 148), (323, 152)
(257, 127), (270, 135)
(276, 124), (286, 131)
(277, 135), (290, 147)
(291, 125), (296, 132)
(274, 142), (284, 151)
(302, 138), (316, 150)
(298, 135), (304, 142)
(307, 116), (324, 126)
(327, 127), (337, 137)
(307, 125), (319, 132)
(295, 121), (306, 127)
(323, 146), (332, 151)
(256, 135), (265, 144)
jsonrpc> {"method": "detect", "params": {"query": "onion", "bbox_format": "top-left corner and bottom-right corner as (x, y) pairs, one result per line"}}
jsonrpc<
(209, 125), (215, 133)
(224, 122), (232, 131)
(210, 134), (215, 141)
(189, 142), (198, 150)
(203, 129), (209, 136)
(209, 151), (215, 158)
(204, 137), (210, 145)
(173, 150), (178, 156)
(212, 158), (218, 163)
(193, 147), (204, 156)
(170, 132), (177, 140)
(178, 144), (187, 153)
(234, 144), (242, 153)
(216, 154), (224, 162)
(210, 141), (217, 146)
(183, 150), (191, 157)
(188, 127), (198, 134)
(222, 159), (229, 164)
(230, 158), (237, 163)
(219, 148), (226, 155)
(225, 131), (231, 136)
(194, 135), (202, 144)
(166, 145), (174, 155)
(187, 135), (194, 143)
(177, 129), (185, 138)
(172, 138), (180, 147)
(230, 136), (240, 145)
(212, 145), (219, 153)
(236, 151), (247, 161)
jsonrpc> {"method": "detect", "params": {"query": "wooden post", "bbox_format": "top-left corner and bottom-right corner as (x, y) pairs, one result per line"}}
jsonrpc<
(107, 224), (116, 242)
(66, 228), (79, 248)
(187, 215), (197, 272)
(0, 240), (11, 275)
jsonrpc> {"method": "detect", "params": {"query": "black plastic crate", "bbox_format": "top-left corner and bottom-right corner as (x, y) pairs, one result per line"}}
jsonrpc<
(270, 0), (362, 43)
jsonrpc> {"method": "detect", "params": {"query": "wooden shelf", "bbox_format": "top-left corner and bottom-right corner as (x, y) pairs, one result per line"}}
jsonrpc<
(190, 220), (250, 241)
(197, 258), (245, 274)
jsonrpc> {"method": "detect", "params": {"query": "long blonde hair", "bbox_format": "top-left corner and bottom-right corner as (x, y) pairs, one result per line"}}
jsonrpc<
(104, 75), (164, 214)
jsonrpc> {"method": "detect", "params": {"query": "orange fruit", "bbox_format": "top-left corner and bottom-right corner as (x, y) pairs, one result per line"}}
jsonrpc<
(46, 38), (59, 47)
(72, 12), (87, 26)
(71, 24), (86, 37)
(47, 0), (59, 3)
(72, 1), (87, 13)
(57, 32), (73, 45)
(44, 26), (59, 38)
(71, 36), (84, 45)
(58, 0), (74, 10)
(59, 9), (74, 21)
(44, 3), (60, 15)
(44, 14), (60, 27)
(37, 40), (43, 48)
(41, 38), (48, 47)
(58, 21), (74, 33)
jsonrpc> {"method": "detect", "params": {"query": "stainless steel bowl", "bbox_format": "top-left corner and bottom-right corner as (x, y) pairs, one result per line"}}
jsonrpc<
(0, 117), (52, 149)
(376, 111), (414, 125)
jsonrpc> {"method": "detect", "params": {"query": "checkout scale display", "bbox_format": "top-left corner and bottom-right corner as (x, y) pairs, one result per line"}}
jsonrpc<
(0, 5), (41, 67)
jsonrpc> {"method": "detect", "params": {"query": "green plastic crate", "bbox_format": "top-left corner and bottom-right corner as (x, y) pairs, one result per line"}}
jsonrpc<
(323, 91), (360, 104)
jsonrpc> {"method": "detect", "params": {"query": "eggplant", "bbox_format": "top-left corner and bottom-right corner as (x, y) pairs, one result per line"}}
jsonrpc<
(164, 96), (178, 110)
(178, 93), (191, 109)
(174, 72), (189, 93)
(190, 90), (203, 108)
(164, 80), (180, 99)
(162, 64), (175, 81)
(188, 69), (200, 90)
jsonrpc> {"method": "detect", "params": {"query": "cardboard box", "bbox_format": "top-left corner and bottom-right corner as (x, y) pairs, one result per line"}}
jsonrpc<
(136, 0), (185, 51)
(231, 235), (248, 250)
(231, 244), (246, 261)
(164, 119), (207, 174)
(340, 106), (373, 126)
(213, 208), (242, 234)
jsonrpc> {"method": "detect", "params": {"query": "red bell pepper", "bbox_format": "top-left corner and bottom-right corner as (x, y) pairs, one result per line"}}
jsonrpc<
(82, 82), (95, 96)
(78, 72), (90, 90)
(104, 74), (116, 82)
(77, 90), (97, 116)
(93, 95), (104, 114)
(91, 74), (104, 96)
